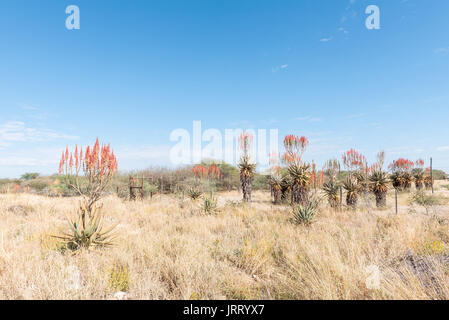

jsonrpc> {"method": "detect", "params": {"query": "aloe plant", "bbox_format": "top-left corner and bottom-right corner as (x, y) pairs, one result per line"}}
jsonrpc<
(202, 194), (218, 215)
(292, 197), (320, 225)
(57, 139), (118, 251)
(187, 187), (203, 200)
(343, 176), (359, 209)
(322, 159), (341, 208)
(54, 206), (116, 250)
(269, 173), (283, 204)
(322, 181), (340, 208)
(288, 162), (311, 205)
(370, 170), (390, 208)
(238, 133), (256, 202)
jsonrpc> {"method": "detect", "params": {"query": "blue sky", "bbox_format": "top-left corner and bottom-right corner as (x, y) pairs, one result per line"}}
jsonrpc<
(1, 0), (448, 178)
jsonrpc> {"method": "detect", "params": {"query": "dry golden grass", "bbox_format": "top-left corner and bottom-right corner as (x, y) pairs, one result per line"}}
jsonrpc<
(0, 181), (449, 300)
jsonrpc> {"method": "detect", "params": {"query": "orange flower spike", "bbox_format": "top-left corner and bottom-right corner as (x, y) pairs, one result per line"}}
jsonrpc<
(193, 165), (198, 177)
(100, 145), (105, 169)
(239, 132), (253, 154)
(299, 136), (309, 149)
(110, 152), (116, 174)
(114, 154), (118, 173)
(208, 165), (212, 177)
(112, 151), (118, 173)
(69, 152), (74, 171)
(91, 144), (97, 170)
(75, 145), (79, 171)
(85, 146), (90, 170)
(94, 138), (99, 155)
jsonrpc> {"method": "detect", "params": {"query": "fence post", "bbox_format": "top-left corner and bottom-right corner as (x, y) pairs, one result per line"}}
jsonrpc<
(141, 176), (144, 200)
(160, 176), (163, 200)
(395, 189), (398, 215)
(365, 162), (368, 194)
(129, 176), (133, 200)
(340, 186), (343, 211)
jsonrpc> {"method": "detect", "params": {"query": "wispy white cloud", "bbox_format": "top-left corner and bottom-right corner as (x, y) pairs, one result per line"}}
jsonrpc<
(437, 146), (449, 152)
(0, 121), (78, 145)
(320, 37), (332, 42)
(340, 0), (358, 26)
(17, 103), (39, 111)
(228, 120), (253, 128)
(0, 145), (69, 168)
(295, 116), (323, 123)
(385, 146), (424, 155)
(262, 118), (279, 125)
(345, 113), (365, 119)
(272, 64), (288, 73)
(0, 156), (56, 167)
(370, 122), (383, 129)
(435, 47), (449, 55)
(116, 145), (171, 161)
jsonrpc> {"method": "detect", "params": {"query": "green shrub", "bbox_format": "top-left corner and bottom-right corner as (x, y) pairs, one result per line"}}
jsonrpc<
(143, 182), (158, 198)
(107, 262), (130, 292)
(409, 190), (442, 214)
(410, 191), (441, 207)
(253, 174), (270, 191)
(25, 178), (49, 192)
(21, 173), (40, 181)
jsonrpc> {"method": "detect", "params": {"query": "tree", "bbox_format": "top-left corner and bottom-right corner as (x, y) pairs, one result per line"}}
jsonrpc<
(21, 173), (39, 181)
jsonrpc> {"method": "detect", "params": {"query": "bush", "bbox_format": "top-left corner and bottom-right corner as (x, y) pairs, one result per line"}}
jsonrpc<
(143, 182), (158, 198)
(51, 176), (79, 197)
(253, 174), (270, 191)
(24, 178), (50, 193)
(107, 262), (130, 292)
(431, 170), (447, 180)
(21, 173), (40, 181)
(410, 191), (441, 207)
(409, 191), (442, 214)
